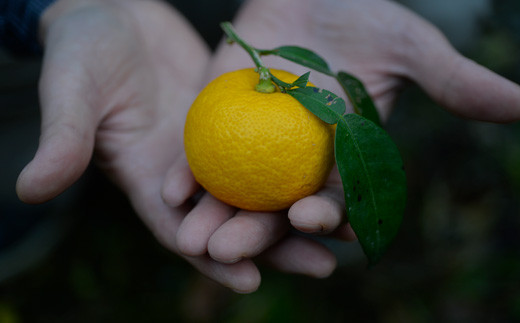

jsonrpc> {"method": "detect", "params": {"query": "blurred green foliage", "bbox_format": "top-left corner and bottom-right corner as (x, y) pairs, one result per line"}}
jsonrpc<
(1, 1), (520, 322)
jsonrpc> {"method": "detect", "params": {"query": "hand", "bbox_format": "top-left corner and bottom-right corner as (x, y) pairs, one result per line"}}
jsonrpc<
(14, 0), (258, 293)
(16, 0), (340, 294)
(176, 0), (520, 259)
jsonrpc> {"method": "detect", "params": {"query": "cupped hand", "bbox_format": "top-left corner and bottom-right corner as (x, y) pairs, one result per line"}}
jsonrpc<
(167, 0), (520, 269)
(14, 0), (303, 293)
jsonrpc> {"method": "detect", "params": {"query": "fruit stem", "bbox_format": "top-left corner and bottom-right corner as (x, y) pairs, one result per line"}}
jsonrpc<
(220, 22), (275, 93)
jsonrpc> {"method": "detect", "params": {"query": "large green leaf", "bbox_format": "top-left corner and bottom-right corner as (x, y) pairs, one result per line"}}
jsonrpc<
(335, 114), (406, 265)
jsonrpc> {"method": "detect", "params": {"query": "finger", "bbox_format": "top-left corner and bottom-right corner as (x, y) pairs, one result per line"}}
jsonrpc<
(140, 207), (262, 294)
(289, 190), (357, 241)
(130, 175), (259, 294)
(288, 168), (345, 235)
(16, 62), (96, 204)
(127, 182), (260, 294)
(132, 191), (186, 254)
(288, 190), (344, 235)
(440, 57), (520, 122)
(186, 256), (261, 294)
(176, 194), (236, 257)
(406, 22), (520, 123)
(162, 154), (200, 207)
(208, 211), (289, 264)
(261, 235), (337, 278)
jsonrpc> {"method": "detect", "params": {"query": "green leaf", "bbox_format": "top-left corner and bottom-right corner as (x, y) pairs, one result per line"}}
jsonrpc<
(292, 72), (310, 88)
(335, 114), (406, 265)
(336, 71), (382, 126)
(270, 71), (310, 92)
(261, 46), (335, 76)
(270, 73), (293, 91)
(287, 87), (346, 124)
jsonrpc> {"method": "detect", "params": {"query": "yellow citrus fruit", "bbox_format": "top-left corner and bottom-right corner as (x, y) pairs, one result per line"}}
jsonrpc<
(184, 68), (335, 211)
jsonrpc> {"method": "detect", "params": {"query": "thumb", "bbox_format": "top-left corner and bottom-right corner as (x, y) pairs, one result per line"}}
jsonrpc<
(407, 24), (520, 123)
(16, 64), (97, 204)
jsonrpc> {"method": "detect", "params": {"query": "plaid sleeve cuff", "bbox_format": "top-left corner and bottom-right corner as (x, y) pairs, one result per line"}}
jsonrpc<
(0, 0), (58, 56)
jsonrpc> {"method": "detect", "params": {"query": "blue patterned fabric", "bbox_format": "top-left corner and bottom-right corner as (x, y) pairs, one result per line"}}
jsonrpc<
(0, 0), (58, 55)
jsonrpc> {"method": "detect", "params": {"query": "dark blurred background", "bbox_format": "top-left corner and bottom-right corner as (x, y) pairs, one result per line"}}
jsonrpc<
(1, 0), (519, 322)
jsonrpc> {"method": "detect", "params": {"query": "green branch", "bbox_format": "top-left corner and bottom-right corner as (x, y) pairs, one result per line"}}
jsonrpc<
(220, 22), (275, 93)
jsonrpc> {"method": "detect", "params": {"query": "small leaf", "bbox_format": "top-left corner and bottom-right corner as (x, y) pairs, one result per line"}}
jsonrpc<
(337, 71), (382, 126)
(335, 114), (406, 265)
(270, 71), (310, 92)
(287, 87), (346, 124)
(261, 46), (335, 76)
(292, 72), (310, 88)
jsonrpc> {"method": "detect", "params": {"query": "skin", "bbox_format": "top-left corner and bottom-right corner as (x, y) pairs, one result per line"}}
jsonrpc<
(16, 0), (520, 293)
